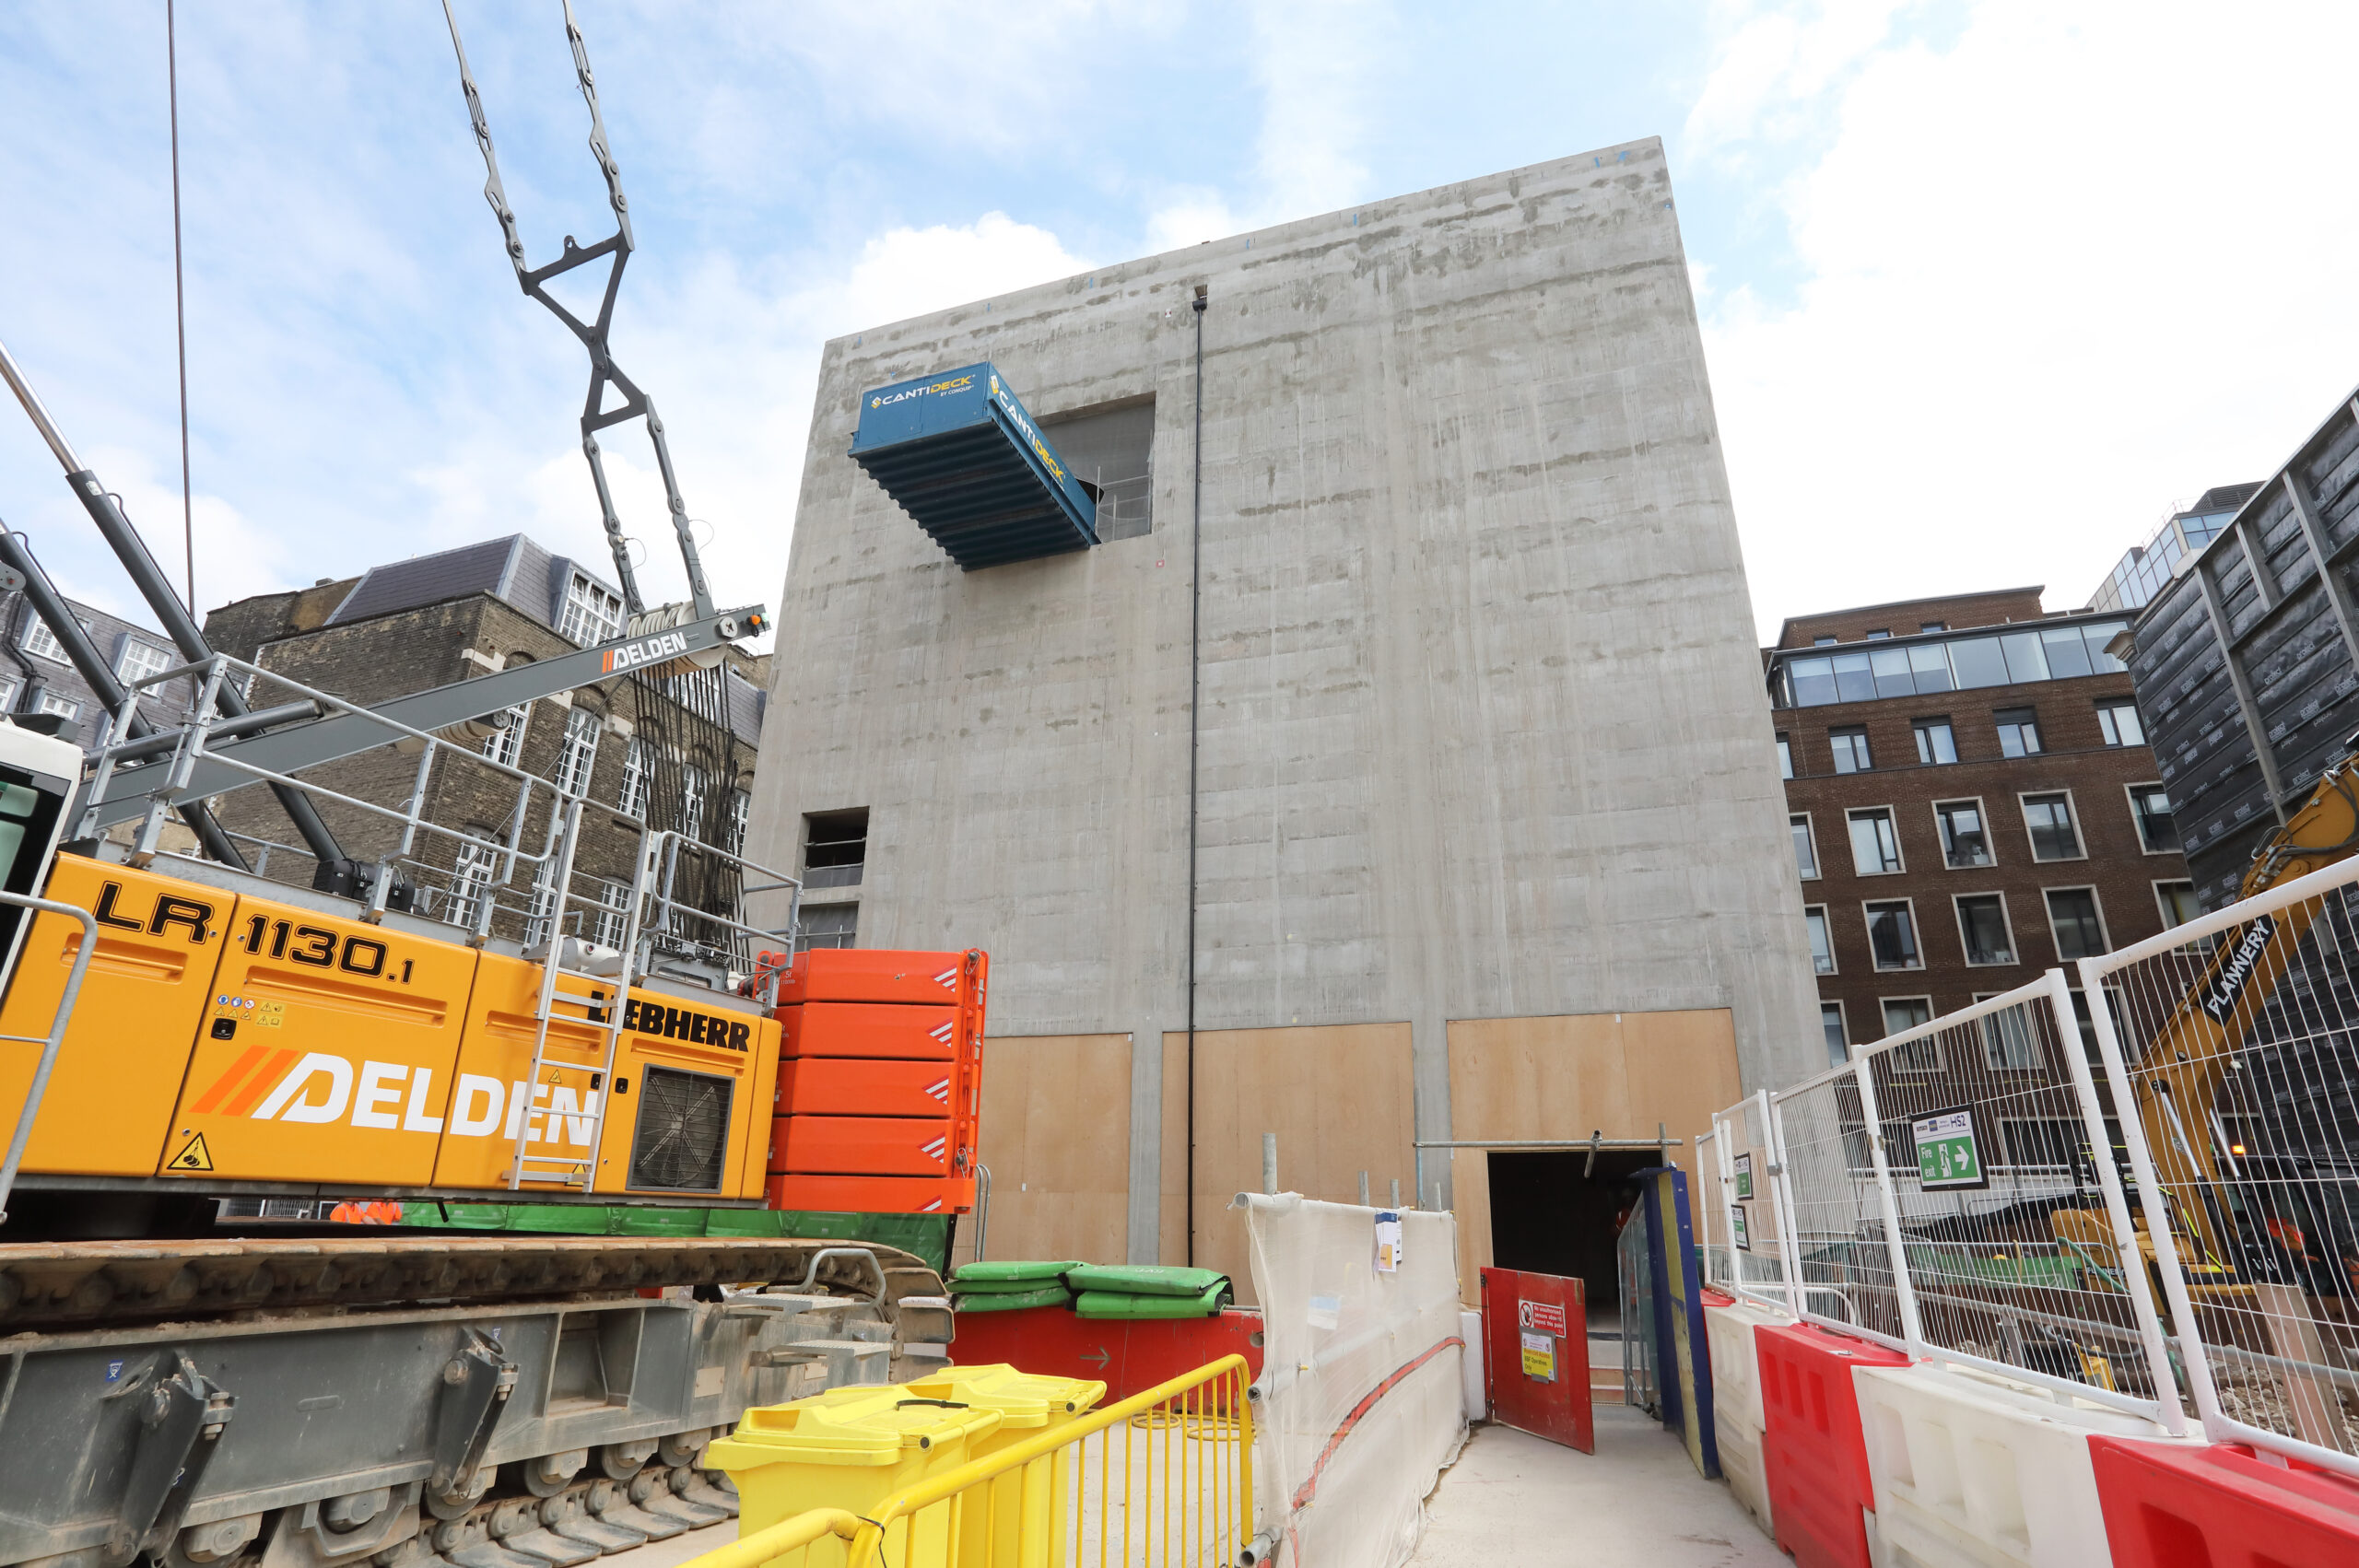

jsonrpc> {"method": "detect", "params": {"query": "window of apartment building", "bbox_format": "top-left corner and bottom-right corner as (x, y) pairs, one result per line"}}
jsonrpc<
(481, 701), (532, 769)
(1972, 992), (2041, 1070)
(523, 860), (559, 947)
(680, 765), (709, 844)
(558, 572), (626, 647)
(2128, 784), (2177, 853)
(1954, 893), (2015, 965)
(1777, 734), (1792, 779)
(1881, 997), (1938, 1071)
(445, 837), (499, 929)
(805, 809), (869, 888)
(1920, 621), (1946, 633)
(1848, 808), (1903, 875)
(2022, 792), (2083, 860)
(1912, 718), (1957, 766)
(1864, 899), (1920, 970)
(21, 614), (88, 665)
(1041, 399), (1156, 541)
(1821, 1002), (1848, 1068)
(553, 706), (601, 798)
(2096, 699), (2145, 747)
(727, 790), (750, 857)
(1804, 906), (1836, 975)
(114, 634), (172, 687)
(0, 678), (18, 711)
(797, 902), (858, 952)
(1865, 628), (1891, 639)
(1829, 727), (1872, 773)
(1994, 707), (2043, 757)
(1813, 635), (1837, 647)
(37, 691), (79, 722)
(593, 878), (629, 949)
(1934, 799), (1992, 868)
(617, 737), (650, 818)
(2045, 887), (2109, 960)
(2155, 880), (2201, 931)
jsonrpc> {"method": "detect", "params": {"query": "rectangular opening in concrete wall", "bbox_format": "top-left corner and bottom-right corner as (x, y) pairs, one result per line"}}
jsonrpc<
(1486, 1149), (1656, 1331)
(803, 808), (867, 888)
(796, 902), (857, 951)
(1040, 396), (1153, 541)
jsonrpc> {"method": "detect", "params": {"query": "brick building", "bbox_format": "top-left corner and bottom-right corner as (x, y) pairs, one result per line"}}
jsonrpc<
(200, 535), (768, 953)
(0, 586), (194, 744)
(1766, 588), (2193, 1066)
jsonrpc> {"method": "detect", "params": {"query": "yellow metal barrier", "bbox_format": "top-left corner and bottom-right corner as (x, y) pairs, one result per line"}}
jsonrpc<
(695, 1354), (1256, 1568)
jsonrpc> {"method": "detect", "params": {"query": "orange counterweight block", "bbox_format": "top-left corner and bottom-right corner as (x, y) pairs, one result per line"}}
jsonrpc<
(776, 1058), (956, 1120)
(432, 954), (780, 1199)
(765, 1172), (974, 1214)
(0, 858), (233, 1177)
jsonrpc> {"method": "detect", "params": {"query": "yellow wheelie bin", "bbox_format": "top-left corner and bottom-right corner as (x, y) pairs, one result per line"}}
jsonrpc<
(707, 1388), (1003, 1568)
(894, 1364), (1107, 1568)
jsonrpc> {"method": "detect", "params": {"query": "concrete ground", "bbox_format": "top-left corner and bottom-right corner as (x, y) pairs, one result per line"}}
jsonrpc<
(1407, 1409), (1783, 1568)
(594, 1521), (734, 1568)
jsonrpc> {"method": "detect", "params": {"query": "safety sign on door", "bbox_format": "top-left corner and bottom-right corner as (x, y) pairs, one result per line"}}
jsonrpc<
(1518, 1298), (1567, 1336)
(1520, 1330), (1555, 1381)
(1913, 1106), (1989, 1191)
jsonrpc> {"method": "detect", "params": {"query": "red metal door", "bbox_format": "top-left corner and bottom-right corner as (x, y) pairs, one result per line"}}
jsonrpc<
(1481, 1266), (1593, 1453)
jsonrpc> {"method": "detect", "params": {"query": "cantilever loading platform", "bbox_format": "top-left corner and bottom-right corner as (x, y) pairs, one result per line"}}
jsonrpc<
(850, 364), (1098, 569)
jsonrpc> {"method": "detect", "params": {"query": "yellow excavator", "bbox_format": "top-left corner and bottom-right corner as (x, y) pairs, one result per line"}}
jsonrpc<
(2110, 747), (2359, 1291)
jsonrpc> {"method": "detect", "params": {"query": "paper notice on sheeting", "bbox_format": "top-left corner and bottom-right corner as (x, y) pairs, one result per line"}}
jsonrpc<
(1373, 1210), (1403, 1271)
(1307, 1294), (1342, 1330)
(1520, 1331), (1555, 1382)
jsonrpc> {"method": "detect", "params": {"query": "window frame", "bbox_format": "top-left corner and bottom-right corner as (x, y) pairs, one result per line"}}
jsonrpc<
(1861, 895), (1924, 971)
(1931, 795), (1996, 870)
(1776, 733), (1793, 779)
(558, 571), (627, 648)
(1821, 1000), (1849, 1068)
(1790, 813), (1822, 882)
(20, 615), (84, 665)
(552, 705), (602, 799)
(1952, 891), (2018, 967)
(1878, 995), (1940, 1071)
(1803, 904), (1837, 976)
(1970, 990), (2044, 1071)
(36, 690), (80, 721)
(2018, 788), (2086, 863)
(1828, 725), (1873, 774)
(480, 700), (533, 769)
(1911, 717), (1958, 766)
(617, 736), (650, 819)
(1846, 805), (1906, 876)
(2154, 878), (2200, 931)
(2043, 884), (2112, 962)
(113, 634), (174, 687)
(2095, 698), (2145, 748)
(2124, 781), (2177, 856)
(1993, 705), (2044, 758)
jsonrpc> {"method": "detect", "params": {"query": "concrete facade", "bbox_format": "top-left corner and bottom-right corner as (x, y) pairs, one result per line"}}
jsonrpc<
(747, 138), (1824, 1262)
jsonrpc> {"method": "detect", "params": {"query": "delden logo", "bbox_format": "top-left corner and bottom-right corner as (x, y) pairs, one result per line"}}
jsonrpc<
(870, 374), (975, 411)
(188, 1047), (610, 1146)
(602, 630), (689, 674)
(2198, 913), (2277, 1024)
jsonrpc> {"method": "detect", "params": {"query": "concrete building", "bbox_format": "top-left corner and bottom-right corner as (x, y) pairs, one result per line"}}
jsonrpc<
(746, 139), (1824, 1300)
(1766, 589), (2192, 1071)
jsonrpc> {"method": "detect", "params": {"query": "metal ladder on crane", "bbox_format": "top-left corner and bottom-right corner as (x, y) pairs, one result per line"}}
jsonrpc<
(504, 798), (651, 1190)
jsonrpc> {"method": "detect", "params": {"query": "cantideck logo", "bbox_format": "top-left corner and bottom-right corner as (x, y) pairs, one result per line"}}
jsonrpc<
(2197, 913), (2276, 1024)
(601, 630), (689, 674)
(987, 377), (1067, 485)
(869, 374), (974, 410)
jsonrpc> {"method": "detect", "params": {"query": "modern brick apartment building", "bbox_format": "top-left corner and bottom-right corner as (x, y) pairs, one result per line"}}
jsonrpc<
(1766, 589), (2194, 1066)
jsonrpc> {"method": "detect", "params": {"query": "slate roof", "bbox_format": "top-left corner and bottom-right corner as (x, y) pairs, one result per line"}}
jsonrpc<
(323, 534), (623, 638)
(0, 591), (194, 749)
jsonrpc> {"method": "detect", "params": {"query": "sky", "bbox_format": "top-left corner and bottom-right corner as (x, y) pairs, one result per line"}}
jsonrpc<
(1, 1), (2355, 649)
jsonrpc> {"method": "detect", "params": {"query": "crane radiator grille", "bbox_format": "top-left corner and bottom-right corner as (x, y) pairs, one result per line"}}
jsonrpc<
(628, 1066), (733, 1192)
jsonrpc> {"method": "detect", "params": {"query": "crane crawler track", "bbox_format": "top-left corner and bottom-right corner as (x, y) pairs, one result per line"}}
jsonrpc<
(0, 1235), (930, 1331)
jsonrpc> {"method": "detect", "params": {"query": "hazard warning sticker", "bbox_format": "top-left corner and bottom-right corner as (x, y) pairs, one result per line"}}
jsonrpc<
(166, 1131), (214, 1172)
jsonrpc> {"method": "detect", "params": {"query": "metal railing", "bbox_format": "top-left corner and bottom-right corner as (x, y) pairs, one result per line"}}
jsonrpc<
(685, 1354), (1256, 1568)
(0, 892), (100, 1222)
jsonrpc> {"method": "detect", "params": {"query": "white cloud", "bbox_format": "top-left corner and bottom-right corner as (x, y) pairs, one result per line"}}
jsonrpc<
(1693, 1), (2359, 637)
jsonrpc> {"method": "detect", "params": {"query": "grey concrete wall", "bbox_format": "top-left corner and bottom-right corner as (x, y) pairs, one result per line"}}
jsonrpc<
(747, 137), (1825, 1258)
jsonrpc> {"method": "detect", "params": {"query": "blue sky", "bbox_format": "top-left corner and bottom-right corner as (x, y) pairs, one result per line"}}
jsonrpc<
(3, 1), (2355, 647)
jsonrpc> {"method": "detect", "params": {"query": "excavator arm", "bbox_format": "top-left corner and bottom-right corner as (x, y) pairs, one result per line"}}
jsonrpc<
(2121, 753), (2359, 1268)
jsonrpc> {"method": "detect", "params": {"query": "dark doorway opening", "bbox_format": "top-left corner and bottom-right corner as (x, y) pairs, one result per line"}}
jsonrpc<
(1488, 1150), (1657, 1329)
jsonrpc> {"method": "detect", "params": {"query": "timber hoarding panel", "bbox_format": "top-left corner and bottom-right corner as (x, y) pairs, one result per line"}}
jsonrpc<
(1160, 1024), (1415, 1304)
(1447, 1010), (1743, 1299)
(949, 1034), (1132, 1274)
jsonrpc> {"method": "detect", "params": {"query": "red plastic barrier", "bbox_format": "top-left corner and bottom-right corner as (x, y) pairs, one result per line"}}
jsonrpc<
(1755, 1321), (1908, 1568)
(2092, 1437), (2359, 1568)
(946, 1305), (1265, 1402)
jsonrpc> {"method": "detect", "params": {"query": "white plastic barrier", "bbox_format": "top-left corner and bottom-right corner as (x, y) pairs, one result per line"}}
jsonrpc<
(1702, 1292), (1781, 1538)
(1459, 1308), (1485, 1421)
(1852, 1361), (2200, 1568)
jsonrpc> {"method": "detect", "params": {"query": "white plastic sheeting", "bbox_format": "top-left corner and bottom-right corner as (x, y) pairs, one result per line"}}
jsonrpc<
(1237, 1193), (1468, 1568)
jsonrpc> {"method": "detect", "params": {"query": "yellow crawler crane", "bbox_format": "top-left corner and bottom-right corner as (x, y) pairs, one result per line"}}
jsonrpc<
(2108, 750), (2359, 1271)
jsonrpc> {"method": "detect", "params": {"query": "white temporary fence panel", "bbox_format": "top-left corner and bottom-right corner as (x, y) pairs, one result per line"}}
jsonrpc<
(1710, 1096), (1804, 1313)
(2078, 846), (2359, 1479)
(1238, 1192), (1466, 1568)
(1850, 971), (2181, 1428)
(1852, 1361), (2197, 1568)
(1766, 1054), (1913, 1351)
